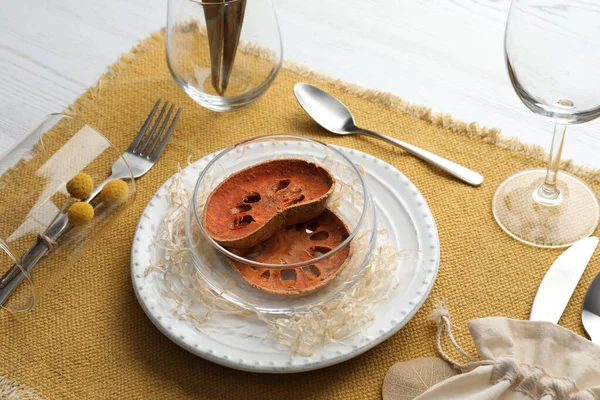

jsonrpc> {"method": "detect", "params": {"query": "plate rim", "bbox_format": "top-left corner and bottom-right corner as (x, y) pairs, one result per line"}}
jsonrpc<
(131, 144), (440, 373)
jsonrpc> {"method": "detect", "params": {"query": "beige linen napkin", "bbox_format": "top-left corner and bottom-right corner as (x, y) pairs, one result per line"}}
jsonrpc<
(384, 312), (600, 399)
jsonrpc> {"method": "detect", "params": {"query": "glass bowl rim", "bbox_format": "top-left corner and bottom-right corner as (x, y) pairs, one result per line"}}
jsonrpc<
(190, 134), (370, 269)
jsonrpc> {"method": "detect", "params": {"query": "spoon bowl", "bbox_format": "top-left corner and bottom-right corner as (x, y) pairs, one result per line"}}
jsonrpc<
(293, 83), (357, 134)
(293, 83), (484, 186)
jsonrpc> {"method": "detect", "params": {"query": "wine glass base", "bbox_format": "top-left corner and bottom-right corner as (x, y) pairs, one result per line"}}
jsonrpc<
(492, 168), (600, 248)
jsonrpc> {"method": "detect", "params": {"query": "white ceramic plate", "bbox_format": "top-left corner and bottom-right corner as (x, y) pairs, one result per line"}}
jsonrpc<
(131, 145), (439, 373)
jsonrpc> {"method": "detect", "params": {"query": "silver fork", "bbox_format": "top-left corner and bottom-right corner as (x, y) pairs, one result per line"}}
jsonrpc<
(0, 99), (181, 307)
(87, 99), (182, 199)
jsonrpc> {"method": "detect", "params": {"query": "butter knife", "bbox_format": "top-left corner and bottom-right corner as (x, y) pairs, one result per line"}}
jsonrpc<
(530, 236), (598, 323)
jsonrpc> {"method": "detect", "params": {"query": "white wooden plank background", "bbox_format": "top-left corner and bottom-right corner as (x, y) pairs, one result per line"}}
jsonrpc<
(2, 0), (600, 168)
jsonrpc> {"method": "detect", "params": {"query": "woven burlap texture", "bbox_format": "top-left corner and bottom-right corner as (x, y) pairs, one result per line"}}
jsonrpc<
(2, 29), (600, 400)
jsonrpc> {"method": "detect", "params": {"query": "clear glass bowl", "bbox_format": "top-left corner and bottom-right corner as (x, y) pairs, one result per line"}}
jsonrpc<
(0, 114), (136, 312)
(185, 135), (377, 314)
(166, 0), (283, 112)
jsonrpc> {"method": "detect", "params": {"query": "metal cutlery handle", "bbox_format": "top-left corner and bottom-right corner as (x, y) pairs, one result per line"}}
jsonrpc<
(0, 174), (130, 307)
(0, 172), (120, 306)
(356, 128), (484, 187)
(0, 213), (71, 307)
(0, 175), (118, 295)
(0, 241), (49, 307)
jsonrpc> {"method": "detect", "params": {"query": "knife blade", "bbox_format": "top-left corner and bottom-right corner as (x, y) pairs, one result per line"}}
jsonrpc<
(530, 236), (598, 323)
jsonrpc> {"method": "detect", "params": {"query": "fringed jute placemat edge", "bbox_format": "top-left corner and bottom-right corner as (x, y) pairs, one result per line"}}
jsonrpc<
(0, 376), (43, 400)
(63, 28), (600, 184)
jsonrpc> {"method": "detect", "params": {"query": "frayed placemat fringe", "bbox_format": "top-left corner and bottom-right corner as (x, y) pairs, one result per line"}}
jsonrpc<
(0, 377), (43, 400)
(64, 28), (600, 183)
(283, 59), (600, 182)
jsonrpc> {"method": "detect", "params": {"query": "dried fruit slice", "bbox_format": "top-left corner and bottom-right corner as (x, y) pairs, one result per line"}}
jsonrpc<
(227, 209), (351, 295)
(202, 159), (335, 249)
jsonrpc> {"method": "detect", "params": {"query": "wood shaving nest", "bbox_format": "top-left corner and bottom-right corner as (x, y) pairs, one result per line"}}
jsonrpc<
(146, 160), (419, 356)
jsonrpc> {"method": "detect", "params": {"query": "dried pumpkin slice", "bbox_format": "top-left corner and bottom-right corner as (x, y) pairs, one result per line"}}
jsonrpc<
(227, 209), (351, 295)
(202, 159), (335, 249)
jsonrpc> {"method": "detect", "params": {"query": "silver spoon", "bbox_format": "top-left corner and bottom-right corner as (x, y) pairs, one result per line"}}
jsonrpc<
(293, 83), (484, 186)
(582, 268), (600, 343)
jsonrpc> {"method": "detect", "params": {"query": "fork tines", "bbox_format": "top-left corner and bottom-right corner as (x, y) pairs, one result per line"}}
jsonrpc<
(128, 99), (182, 161)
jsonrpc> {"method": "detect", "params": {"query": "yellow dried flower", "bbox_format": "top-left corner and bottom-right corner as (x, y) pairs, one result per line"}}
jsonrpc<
(66, 172), (93, 199)
(68, 202), (94, 226)
(101, 179), (129, 205)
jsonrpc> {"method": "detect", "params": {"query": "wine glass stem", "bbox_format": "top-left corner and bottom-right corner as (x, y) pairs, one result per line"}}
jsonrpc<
(538, 123), (567, 201)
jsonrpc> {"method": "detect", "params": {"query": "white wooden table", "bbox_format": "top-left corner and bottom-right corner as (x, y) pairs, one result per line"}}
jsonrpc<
(2, 0), (599, 168)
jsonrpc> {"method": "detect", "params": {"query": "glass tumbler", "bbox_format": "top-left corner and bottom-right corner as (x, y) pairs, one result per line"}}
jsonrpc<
(0, 114), (136, 312)
(166, 0), (283, 112)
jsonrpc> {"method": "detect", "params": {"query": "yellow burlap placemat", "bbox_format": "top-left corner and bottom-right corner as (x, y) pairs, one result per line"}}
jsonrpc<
(2, 29), (600, 400)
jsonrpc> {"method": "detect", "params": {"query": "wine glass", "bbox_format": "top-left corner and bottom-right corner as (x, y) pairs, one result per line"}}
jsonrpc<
(166, 0), (283, 112)
(492, 0), (600, 248)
